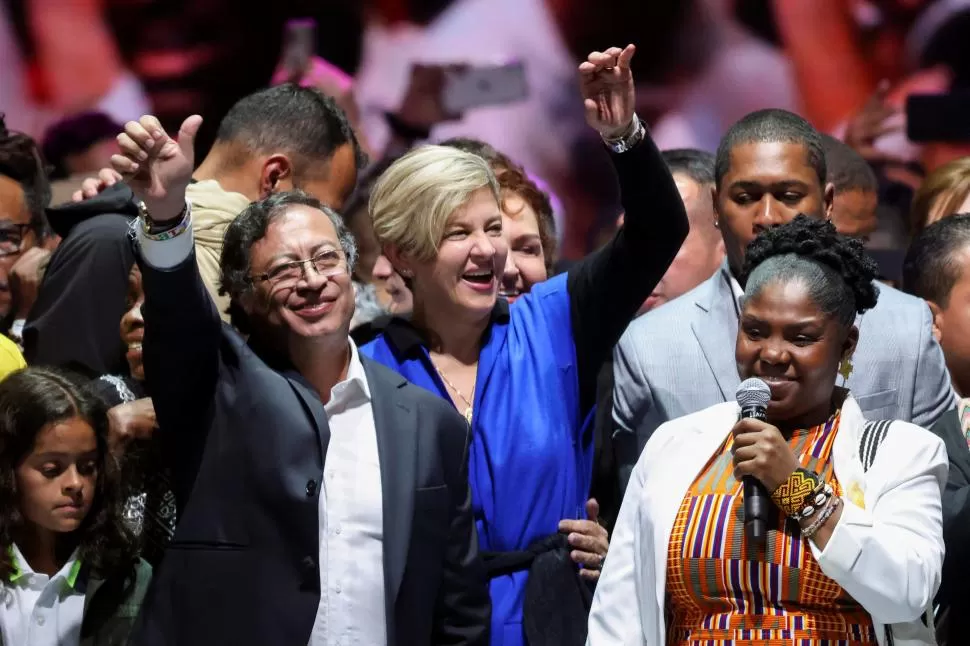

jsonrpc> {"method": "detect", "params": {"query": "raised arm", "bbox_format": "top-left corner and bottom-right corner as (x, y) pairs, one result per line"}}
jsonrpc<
(568, 45), (688, 414)
(111, 114), (221, 503)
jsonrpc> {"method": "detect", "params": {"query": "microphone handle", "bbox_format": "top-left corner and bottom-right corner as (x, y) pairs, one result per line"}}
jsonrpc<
(740, 404), (770, 543)
(743, 476), (769, 543)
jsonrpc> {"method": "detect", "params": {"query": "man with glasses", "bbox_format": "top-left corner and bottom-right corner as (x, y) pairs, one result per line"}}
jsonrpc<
(114, 114), (490, 646)
(0, 121), (52, 342)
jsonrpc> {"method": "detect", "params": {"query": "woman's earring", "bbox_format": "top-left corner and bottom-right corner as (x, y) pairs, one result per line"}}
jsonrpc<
(838, 356), (854, 381)
(399, 269), (413, 279)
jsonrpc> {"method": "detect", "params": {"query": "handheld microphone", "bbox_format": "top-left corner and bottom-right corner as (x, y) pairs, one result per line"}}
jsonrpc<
(736, 378), (772, 544)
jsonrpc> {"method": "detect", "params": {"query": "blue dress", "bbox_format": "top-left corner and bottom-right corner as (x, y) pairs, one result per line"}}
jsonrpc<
(361, 136), (687, 645)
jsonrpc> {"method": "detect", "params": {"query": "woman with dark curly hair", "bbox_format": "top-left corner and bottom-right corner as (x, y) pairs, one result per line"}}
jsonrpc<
(0, 367), (150, 645)
(589, 215), (946, 645)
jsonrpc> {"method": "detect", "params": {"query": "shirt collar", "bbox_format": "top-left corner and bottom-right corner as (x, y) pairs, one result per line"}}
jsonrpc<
(339, 340), (371, 402)
(8, 544), (83, 590)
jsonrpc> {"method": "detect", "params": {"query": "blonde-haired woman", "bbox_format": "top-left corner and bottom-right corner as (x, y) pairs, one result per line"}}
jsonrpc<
(910, 157), (970, 236)
(360, 45), (688, 646)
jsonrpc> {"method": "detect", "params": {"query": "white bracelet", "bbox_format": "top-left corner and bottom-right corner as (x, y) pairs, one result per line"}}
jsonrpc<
(802, 495), (841, 539)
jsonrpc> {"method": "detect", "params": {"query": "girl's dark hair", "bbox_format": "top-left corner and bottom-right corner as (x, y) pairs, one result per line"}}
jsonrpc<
(740, 215), (879, 325)
(0, 367), (137, 581)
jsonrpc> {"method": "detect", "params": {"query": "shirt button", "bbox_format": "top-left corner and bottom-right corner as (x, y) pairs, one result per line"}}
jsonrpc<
(305, 479), (317, 497)
(302, 556), (316, 574)
(36, 615), (45, 626)
(335, 585), (342, 594)
(335, 526), (341, 535)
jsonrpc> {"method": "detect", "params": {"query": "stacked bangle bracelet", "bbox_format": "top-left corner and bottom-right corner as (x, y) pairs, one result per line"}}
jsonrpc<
(771, 468), (841, 539)
(138, 199), (191, 241)
(802, 495), (841, 539)
(771, 468), (828, 519)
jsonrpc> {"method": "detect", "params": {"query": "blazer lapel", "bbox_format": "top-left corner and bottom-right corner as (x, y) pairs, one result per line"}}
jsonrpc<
(691, 266), (741, 402)
(832, 394), (867, 509)
(283, 376), (331, 467)
(640, 403), (739, 626)
(363, 359), (417, 628)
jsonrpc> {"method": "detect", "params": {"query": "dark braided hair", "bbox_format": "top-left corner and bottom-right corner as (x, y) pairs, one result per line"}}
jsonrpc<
(740, 215), (879, 325)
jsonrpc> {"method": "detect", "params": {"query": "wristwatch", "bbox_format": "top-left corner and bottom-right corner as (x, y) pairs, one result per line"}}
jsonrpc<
(137, 199), (187, 235)
(602, 114), (645, 154)
(137, 199), (192, 242)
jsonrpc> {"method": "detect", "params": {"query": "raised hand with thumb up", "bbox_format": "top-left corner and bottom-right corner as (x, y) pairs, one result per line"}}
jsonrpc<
(111, 114), (203, 222)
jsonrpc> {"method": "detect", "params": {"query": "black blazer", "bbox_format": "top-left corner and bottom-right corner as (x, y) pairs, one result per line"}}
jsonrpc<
(132, 252), (490, 646)
(929, 408), (970, 645)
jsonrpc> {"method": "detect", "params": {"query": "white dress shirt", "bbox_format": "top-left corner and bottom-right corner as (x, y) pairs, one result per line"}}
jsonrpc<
(138, 213), (389, 646)
(0, 544), (85, 646)
(309, 341), (387, 646)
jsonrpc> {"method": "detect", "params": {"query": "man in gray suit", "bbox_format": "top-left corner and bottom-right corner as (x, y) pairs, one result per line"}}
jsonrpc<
(613, 109), (955, 459)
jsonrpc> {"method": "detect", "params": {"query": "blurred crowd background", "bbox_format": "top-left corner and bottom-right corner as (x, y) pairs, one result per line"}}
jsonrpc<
(3, 0), (970, 263)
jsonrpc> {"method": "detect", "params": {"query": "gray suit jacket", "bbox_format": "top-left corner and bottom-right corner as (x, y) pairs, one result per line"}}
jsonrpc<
(613, 264), (956, 456)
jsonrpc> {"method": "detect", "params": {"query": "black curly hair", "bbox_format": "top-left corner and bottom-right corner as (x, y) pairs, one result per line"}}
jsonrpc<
(740, 215), (879, 325)
(0, 367), (137, 582)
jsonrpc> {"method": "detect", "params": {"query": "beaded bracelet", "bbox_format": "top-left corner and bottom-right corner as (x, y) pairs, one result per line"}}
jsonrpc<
(802, 495), (842, 539)
(139, 200), (191, 242)
(796, 483), (834, 522)
(771, 467), (823, 518)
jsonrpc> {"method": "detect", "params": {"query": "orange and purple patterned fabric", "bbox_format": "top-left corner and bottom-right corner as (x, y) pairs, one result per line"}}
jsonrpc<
(665, 411), (877, 645)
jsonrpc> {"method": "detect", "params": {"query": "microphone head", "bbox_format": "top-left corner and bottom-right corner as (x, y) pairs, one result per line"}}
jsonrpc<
(736, 378), (771, 409)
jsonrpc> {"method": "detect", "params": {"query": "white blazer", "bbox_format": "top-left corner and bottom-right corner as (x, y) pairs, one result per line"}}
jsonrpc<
(587, 396), (948, 646)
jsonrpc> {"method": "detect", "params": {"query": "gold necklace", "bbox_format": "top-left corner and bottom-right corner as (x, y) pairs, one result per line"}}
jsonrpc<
(430, 357), (474, 423)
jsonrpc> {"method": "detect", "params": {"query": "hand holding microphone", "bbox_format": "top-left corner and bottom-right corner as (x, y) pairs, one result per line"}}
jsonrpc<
(733, 379), (800, 543)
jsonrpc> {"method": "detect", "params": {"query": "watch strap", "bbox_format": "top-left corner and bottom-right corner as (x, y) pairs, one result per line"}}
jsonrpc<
(602, 114), (645, 154)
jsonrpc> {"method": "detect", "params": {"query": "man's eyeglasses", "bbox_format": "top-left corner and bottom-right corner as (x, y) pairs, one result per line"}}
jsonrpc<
(250, 250), (347, 289)
(0, 224), (32, 257)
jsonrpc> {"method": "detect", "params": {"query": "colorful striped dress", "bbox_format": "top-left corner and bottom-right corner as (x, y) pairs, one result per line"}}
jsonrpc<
(665, 411), (877, 645)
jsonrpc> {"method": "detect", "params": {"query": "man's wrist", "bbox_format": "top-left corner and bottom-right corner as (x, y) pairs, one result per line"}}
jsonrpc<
(138, 199), (188, 233)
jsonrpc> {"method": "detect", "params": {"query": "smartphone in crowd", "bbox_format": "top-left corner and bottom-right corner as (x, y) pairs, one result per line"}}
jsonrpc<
(906, 92), (970, 143)
(442, 62), (529, 114)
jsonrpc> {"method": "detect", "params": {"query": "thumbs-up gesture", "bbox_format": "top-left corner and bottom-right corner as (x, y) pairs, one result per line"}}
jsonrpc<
(111, 114), (203, 222)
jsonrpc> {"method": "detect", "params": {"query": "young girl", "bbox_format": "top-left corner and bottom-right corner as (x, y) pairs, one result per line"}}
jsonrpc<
(0, 367), (151, 645)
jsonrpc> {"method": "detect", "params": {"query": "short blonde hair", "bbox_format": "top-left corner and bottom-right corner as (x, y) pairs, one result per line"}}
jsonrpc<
(910, 157), (970, 236)
(369, 145), (500, 261)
